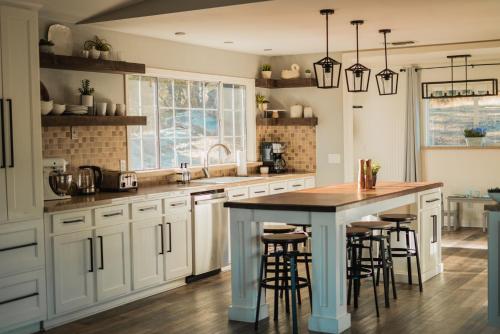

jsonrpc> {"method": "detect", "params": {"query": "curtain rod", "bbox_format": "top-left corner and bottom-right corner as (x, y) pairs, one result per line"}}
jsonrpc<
(400, 62), (500, 72)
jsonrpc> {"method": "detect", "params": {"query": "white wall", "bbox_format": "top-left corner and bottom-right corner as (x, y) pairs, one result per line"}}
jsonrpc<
(267, 53), (344, 186)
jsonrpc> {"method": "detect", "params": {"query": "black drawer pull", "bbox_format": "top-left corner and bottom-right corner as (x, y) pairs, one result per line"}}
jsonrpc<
(292, 184), (302, 187)
(103, 212), (122, 218)
(63, 219), (85, 224)
(431, 215), (438, 243)
(254, 190), (266, 194)
(0, 98), (5, 169)
(166, 222), (172, 253)
(98, 236), (104, 270)
(139, 206), (156, 212)
(232, 194), (245, 198)
(159, 224), (164, 255)
(273, 187), (285, 191)
(169, 201), (186, 207)
(88, 238), (94, 272)
(426, 198), (440, 203)
(0, 292), (38, 305)
(0, 242), (37, 252)
(7, 99), (13, 168)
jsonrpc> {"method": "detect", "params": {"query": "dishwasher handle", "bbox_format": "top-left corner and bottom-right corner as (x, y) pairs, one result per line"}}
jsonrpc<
(194, 197), (228, 206)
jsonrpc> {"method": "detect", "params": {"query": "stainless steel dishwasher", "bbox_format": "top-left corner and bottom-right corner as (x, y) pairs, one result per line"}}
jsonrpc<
(190, 190), (228, 278)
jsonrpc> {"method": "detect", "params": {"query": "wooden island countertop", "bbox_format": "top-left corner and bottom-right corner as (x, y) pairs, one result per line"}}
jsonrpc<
(225, 181), (443, 212)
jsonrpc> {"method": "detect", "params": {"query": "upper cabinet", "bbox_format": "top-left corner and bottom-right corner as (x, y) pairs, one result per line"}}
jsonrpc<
(0, 5), (43, 223)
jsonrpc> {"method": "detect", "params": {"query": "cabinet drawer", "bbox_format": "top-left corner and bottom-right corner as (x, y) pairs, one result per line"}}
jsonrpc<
(249, 184), (269, 198)
(0, 270), (46, 330)
(95, 204), (129, 226)
(420, 191), (441, 209)
(165, 197), (191, 220)
(227, 187), (249, 200)
(132, 199), (163, 220)
(0, 220), (44, 276)
(304, 177), (316, 189)
(52, 210), (92, 234)
(288, 179), (305, 191)
(269, 181), (288, 194)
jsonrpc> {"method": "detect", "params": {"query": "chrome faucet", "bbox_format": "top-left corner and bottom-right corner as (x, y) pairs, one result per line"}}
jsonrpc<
(203, 143), (231, 178)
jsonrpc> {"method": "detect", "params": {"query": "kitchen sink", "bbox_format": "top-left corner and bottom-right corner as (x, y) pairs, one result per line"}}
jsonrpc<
(192, 176), (263, 184)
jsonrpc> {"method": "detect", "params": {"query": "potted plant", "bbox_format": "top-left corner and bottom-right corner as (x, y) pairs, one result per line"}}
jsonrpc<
(256, 94), (269, 117)
(464, 127), (486, 146)
(84, 36), (112, 60)
(304, 69), (312, 79)
(39, 39), (54, 54)
(78, 79), (95, 108)
(371, 162), (381, 186)
(261, 64), (272, 79)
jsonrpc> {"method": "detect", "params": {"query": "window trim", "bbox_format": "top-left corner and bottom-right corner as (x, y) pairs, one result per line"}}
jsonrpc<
(125, 67), (256, 172)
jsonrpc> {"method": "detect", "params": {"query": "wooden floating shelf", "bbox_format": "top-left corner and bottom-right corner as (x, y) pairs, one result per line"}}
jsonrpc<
(41, 115), (147, 127)
(255, 78), (317, 89)
(256, 117), (318, 126)
(40, 53), (146, 74)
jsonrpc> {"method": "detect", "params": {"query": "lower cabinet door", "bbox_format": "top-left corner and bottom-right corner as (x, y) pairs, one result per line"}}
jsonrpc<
(420, 206), (441, 273)
(53, 230), (94, 314)
(165, 217), (192, 281)
(132, 218), (165, 290)
(95, 224), (131, 301)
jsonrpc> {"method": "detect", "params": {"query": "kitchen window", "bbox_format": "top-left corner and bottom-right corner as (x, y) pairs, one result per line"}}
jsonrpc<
(126, 69), (255, 171)
(425, 96), (500, 146)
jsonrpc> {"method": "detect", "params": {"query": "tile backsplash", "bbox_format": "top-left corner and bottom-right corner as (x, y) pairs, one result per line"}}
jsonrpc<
(256, 125), (316, 172)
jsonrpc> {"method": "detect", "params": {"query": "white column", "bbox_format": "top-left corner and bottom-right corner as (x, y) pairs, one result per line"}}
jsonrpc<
(488, 211), (500, 327)
(228, 208), (268, 322)
(308, 212), (351, 333)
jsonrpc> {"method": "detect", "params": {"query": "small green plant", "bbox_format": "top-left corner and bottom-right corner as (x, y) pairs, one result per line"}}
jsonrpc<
(39, 38), (54, 46)
(305, 69), (311, 74)
(464, 127), (486, 138)
(364, 161), (381, 175)
(78, 79), (95, 95)
(261, 64), (271, 71)
(256, 94), (268, 105)
(488, 188), (500, 193)
(84, 36), (112, 51)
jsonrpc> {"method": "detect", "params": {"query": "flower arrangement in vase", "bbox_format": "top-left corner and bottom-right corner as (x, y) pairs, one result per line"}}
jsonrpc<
(464, 127), (486, 147)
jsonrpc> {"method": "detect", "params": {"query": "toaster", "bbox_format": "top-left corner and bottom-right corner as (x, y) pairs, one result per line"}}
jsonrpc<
(100, 170), (138, 191)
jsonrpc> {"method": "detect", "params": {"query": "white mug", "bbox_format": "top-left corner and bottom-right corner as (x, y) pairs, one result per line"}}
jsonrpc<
(116, 104), (126, 116)
(96, 102), (107, 116)
(106, 103), (116, 116)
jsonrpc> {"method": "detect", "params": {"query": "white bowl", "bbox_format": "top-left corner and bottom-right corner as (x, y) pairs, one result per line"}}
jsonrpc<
(52, 103), (66, 115)
(41, 100), (53, 115)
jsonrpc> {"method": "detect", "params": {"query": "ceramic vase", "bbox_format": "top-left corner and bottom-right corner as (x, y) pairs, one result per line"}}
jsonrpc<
(81, 94), (93, 107)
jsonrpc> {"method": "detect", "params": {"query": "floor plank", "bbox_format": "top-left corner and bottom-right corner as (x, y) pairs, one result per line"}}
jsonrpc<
(45, 228), (497, 334)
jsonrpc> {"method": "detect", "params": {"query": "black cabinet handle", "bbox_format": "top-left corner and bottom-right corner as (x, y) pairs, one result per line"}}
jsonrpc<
(166, 222), (172, 253)
(273, 187), (285, 191)
(426, 198), (439, 203)
(0, 292), (39, 305)
(63, 219), (85, 224)
(0, 242), (37, 252)
(88, 238), (94, 272)
(159, 224), (164, 255)
(103, 212), (122, 218)
(139, 206), (156, 212)
(7, 99), (13, 168)
(232, 194), (245, 198)
(0, 98), (5, 169)
(431, 215), (438, 243)
(254, 190), (266, 194)
(98, 236), (104, 270)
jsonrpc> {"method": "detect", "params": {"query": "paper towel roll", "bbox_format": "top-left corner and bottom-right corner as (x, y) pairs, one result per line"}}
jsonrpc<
(236, 150), (248, 176)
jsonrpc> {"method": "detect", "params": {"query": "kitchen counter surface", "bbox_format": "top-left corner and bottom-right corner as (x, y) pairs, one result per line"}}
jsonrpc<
(485, 204), (500, 212)
(225, 181), (443, 212)
(44, 172), (315, 213)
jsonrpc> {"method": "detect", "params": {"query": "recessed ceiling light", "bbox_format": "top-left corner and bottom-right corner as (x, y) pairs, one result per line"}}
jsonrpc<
(264, 48), (272, 51)
(224, 41), (234, 44)
(174, 32), (186, 36)
(390, 41), (415, 46)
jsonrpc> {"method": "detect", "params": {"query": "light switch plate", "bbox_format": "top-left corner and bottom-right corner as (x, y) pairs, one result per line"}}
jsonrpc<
(70, 127), (78, 140)
(328, 153), (341, 164)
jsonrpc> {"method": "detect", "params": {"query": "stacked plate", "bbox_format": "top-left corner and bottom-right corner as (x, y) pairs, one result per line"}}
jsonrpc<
(66, 105), (88, 115)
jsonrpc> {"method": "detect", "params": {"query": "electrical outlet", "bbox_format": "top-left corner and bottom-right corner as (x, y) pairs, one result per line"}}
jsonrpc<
(328, 153), (341, 164)
(120, 160), (127, 172)
(70, 127), (78, 140)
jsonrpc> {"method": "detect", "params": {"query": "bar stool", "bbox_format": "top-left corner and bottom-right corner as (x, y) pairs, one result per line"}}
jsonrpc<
(350, 221), (397, 307)
(379, 213), (423, 292)
(255, 233), (312, 331)
(262, 224), (297, 256)
(346, 227), (379, 317)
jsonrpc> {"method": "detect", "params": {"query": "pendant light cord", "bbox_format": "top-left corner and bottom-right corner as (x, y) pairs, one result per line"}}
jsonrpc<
(355, 23), (359, 63)
(325, 13), (329, 57)
(383, 31), (388, 69)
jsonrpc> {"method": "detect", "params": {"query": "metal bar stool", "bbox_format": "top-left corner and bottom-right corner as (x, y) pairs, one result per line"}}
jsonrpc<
(255, 233), (312, 331)
(346, 227), (380, 317)
(379, 213), (423, 292)
(350, 221), (397, 307)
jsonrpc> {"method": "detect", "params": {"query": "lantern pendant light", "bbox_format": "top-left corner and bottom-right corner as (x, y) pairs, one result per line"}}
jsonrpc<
(345, 20), (371, 92)
(376, 29), (399, 95)
(313, 9), (342, 89)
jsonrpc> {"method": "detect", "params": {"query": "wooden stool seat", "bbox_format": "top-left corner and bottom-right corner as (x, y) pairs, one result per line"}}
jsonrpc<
(346, 227), (371, 238)
(379, 213), (417, 223)
(262, 233), (308, 244)
(263, 224), (297, 234)
(350, 221), (392, 229)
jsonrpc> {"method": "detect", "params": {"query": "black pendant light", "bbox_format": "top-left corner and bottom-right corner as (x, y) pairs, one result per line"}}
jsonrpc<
(313, 9), (342, 89)
(376, 29), (398, 95)
(345, 20), (370, 92)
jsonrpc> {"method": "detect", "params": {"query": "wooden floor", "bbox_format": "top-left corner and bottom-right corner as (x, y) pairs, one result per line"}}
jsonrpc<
(46, 228), (497, 334)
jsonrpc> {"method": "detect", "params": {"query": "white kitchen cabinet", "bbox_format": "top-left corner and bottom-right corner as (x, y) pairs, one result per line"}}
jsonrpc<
(287, 178), (305, 191)
(420, 206), (441, 274)
(132, 218), (164, 290)
(95, 224), (131, 301)
(53, 230), (94, 314)
(304, 176), (316, 189)
(164, 212), (192, 281)
(0, 5), (42, 223)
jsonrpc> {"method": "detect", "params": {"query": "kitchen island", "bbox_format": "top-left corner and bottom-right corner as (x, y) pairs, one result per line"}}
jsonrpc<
(225, 181), (443, 333)
(485, 203), (500, 328)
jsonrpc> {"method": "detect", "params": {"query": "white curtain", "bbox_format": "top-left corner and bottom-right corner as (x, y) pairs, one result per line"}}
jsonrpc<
(404, 67), (422, 182)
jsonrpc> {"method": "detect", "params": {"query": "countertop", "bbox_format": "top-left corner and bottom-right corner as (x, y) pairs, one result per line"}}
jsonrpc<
(225, 181), (443, 212)
(44, 173), (315, 213)
(485, 204), (500, 212)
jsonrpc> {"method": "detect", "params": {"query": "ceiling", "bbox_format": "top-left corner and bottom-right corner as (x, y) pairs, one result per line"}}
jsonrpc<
(37, 0), (500, 55)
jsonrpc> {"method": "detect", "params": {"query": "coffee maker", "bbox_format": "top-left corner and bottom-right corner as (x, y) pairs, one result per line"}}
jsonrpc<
(43, 158), (72, 200)
(261, 142), (287, 173)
